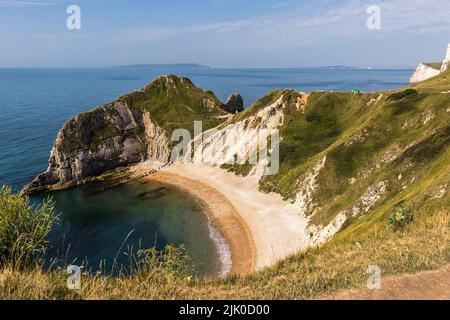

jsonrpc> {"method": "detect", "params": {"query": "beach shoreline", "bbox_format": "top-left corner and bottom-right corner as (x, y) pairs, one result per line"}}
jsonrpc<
(141, 163), (312, 275)
(146, 171), (256, 275)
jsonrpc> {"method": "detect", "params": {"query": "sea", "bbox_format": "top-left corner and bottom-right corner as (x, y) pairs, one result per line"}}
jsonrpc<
(0, 66), (413, 276)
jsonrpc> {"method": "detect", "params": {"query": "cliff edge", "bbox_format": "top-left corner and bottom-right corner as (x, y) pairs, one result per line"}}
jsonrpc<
(410, 43), (450, 83)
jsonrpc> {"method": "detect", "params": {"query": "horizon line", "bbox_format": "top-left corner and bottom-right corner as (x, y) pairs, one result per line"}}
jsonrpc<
(0, 65), (416, 70)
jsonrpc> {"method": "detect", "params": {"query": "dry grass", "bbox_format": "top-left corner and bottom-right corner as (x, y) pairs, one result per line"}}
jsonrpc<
(1, 208), (447, 300)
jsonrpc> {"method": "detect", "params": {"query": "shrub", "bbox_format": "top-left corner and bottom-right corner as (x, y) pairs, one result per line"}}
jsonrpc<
(387, 89), (418, 101)
(137, 244), (195, 278)
(0, 186), (57, 269)
(388, 205), (415, 230)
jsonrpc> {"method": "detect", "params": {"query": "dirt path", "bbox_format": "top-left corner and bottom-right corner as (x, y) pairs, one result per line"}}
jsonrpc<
(323, 264), (450, 300)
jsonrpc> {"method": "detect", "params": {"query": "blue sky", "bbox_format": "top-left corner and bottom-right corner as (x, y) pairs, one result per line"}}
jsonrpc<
(1, 0), (449, 67)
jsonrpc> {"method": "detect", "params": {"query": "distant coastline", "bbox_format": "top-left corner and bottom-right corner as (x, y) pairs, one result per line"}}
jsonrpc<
(114, 63), (211, 69)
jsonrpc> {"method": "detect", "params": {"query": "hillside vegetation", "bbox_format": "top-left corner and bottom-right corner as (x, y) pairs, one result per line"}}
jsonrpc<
(119, 75), (227, 135)
(424, 62), (443, 70)
(1, 71), (449, 299)
(226, 71), (450, 230)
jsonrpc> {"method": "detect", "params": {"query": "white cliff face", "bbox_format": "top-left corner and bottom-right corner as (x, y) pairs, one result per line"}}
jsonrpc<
(294, 156), (327, 216)
(143, 112), (171, 164)
(409, 63), (441, 83)
(441, 43), (450, 72)
(306, 211), (347, 245)
(182, 95), (286, 179)
(410, 43), (450, 83)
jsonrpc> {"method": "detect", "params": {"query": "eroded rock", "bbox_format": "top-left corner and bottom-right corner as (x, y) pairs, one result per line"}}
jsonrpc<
(22, 102), (170, 194)
(222, 93), (244, 114)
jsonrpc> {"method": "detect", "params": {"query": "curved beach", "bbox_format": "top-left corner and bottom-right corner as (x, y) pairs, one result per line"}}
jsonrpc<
(146, 171), (256, 275)
(144, 163), (311, 275)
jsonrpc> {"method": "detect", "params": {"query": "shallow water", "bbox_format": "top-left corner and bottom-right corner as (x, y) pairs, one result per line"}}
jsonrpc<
(33, 179), (223, 277)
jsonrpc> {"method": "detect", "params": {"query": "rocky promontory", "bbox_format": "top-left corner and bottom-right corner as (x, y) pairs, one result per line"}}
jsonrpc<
(22, 75), (232, 194)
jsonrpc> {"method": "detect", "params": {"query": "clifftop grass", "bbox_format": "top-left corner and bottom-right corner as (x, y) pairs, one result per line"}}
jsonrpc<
(424, 62), (443, 70)
(120, 75), (227, 135)
(59, 75), (228, 154)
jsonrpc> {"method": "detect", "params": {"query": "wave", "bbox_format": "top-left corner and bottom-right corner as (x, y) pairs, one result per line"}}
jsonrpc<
(203, 210), (232, 277)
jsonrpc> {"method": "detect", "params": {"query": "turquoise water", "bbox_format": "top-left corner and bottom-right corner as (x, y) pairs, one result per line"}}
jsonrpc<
(0, 66), (412, 276)
(34, 179), (223, 277)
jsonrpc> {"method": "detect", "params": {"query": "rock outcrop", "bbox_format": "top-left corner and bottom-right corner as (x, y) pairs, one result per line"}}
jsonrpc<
(410, 42), (450, 83)
(23, 102), (171, 194)
(222, 93), (244, 114)
(409, 63), (441, 83)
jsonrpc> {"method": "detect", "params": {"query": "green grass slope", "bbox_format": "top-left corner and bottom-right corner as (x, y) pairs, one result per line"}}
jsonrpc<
(225, 71), (450, 229)
(119, 75), (227, 135)
(424, 62), (443, 70)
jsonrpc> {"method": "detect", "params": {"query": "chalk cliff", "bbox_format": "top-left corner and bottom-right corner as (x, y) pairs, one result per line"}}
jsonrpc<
(410, 42), (450, 83)
(441, 43), (450, 72)
(409, 63), (441, 83)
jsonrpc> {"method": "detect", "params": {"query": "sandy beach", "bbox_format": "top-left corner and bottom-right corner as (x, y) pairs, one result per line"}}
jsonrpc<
(147, 171), (255, 275)
(144, 163), (311, 274)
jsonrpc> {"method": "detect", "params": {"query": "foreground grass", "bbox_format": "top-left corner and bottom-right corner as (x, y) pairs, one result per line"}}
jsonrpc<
(1, 207), (447, 300)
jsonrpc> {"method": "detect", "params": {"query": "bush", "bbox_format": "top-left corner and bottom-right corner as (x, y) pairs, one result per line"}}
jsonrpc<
(137, 244), (195, 278)
(388, 205), (414, 230)
(387, 89), (418, 101)
(0, 186), (57, 269)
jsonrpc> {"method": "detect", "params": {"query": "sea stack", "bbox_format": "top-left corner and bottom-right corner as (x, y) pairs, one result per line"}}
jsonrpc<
(222, 93), (244, 114)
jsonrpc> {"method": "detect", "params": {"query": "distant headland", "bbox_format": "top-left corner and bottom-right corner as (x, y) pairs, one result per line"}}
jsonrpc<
(114, 63), (210, 69)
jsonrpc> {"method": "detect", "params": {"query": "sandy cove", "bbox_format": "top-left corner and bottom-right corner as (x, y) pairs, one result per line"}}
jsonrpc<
(144, 163), (311, 274)
(148, 171), (255, 275)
